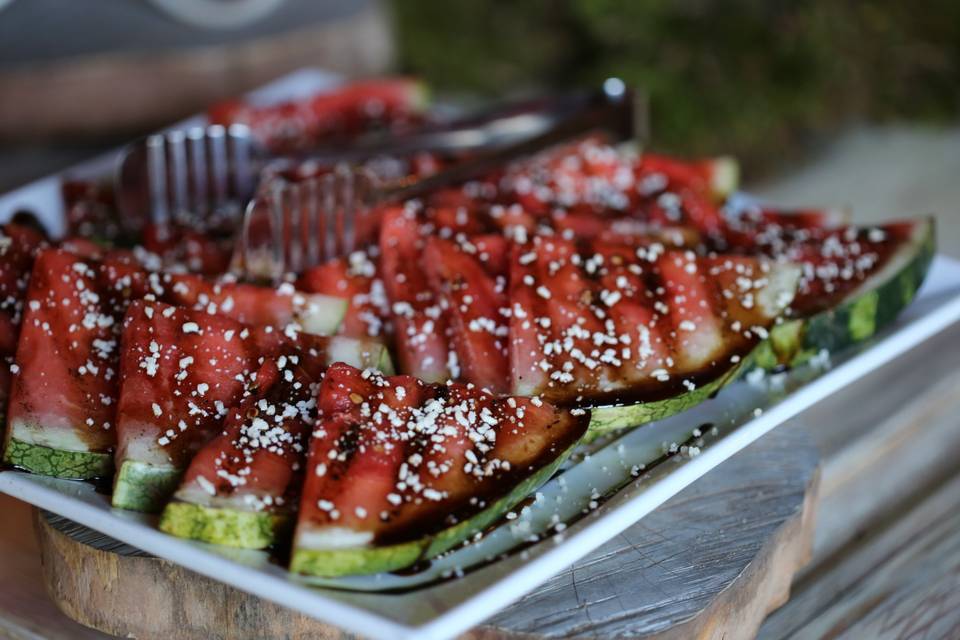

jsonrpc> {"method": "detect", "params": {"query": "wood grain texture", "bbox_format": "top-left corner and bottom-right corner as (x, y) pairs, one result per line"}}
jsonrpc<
(31, 425), (819, 640)
(35, 512), (342, 640)
(0, 495), (106, 640)
(773, 474), (960, 640)
(471, 424), (820, 640)
(758, 323), (960, 640)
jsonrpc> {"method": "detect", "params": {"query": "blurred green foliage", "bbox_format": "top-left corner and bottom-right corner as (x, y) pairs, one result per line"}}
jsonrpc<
(392, 1), (960, 173)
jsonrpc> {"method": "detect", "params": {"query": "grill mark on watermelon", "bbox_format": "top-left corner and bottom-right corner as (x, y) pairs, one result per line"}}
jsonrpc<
(296, 363), (587, 550)
(423, 236), (510, 393)
(508, 231), (792, 405)
(771, 223), (913, 317)
(115, 300), (283, 473)
(550, 209), (702, 248)
(380, 205), (453, 382)
(8, 249), (146, 453)
(0, 224), (46, 418)
(172, 346), (326, 515)
(720, 203), (848, 253)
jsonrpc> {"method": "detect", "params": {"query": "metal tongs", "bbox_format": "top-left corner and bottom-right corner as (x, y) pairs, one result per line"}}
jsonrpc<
(115, 79), (643, 280)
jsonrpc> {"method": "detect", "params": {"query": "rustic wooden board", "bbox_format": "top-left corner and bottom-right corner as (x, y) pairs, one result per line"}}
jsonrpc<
(30, 425), (820, 640)
(0, 495), (105, 640)
(757, 321), (960, 640)
(473, 423), (819, 640)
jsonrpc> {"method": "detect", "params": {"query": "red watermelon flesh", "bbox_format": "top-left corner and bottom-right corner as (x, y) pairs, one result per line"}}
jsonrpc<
(423, 235), (510, 393)
(379, 206), (453, 382)
(208, 78), (429, 153)
(640, 185), (727, 240)
(172, 343), (327, 515)
(142, 223), (233, 276)
(508, 232), (798, 405)
(7, 248), (147, 456)
(295, 363), (588, 546)
(0, 224), (47, 419)
(422, 205), (490, 238)
(766, 221), (924, 317)
(115, 300), (284, 473)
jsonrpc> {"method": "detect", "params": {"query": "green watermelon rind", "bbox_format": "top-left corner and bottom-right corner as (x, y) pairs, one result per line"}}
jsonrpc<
(298, 294), (349, 336)
(111, 461), (182, 513)
(1, 435), (112, 480)
(408, 80), (432, 114)
(586, 359), (745, 439)
(290, 442), (577, 578)
(584, 260), (801, 438)
(159, 501), (287, 549)
(709, 156), (740, 200)
(753, 217), (935, 370)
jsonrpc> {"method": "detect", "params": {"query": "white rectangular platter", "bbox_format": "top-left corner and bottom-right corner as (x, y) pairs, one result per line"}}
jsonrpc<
(1, 68), (959, 640)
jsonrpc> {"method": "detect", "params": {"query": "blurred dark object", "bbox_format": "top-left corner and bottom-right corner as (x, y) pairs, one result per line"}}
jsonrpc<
(0, 0), (392, 143)
(393, 1), (960, 175)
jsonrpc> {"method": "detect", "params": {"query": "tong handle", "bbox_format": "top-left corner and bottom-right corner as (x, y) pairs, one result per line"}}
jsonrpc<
(380, 82), (638, 203)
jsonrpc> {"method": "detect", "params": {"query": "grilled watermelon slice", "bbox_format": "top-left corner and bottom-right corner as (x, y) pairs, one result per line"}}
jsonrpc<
(208, 77), (430, 153)
(3, 248), (146, 479)
(0, 224), (46, 424)
(422, 235), (511, 393)
(753, 218), (935, 369)
(635, 153), (739, 201)
(113, 300), (392, 513)
(160, 274), (348, 337)
(380, 206), (453, 382)
(507, 233), (799, 434)
(290, 363), (588, 577)
(159, 347), (327, 548)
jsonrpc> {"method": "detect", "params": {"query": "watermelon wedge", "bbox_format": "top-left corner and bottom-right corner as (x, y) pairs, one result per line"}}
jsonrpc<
(290, 363), (588, 577)
(422, 235), (511, 393)
(3, 248), (146, 479)
(507, 233), (799, 434)
(0, 224), (46, 425)
(380, 206), (454, 382)
(159, 347), (326, 548)
(635, 153), (739, 201)
(113, 300), (392, 513)
(753, 218), (935, 369)
(160, 274), (348, 337)
(208, 77), (430, 152)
